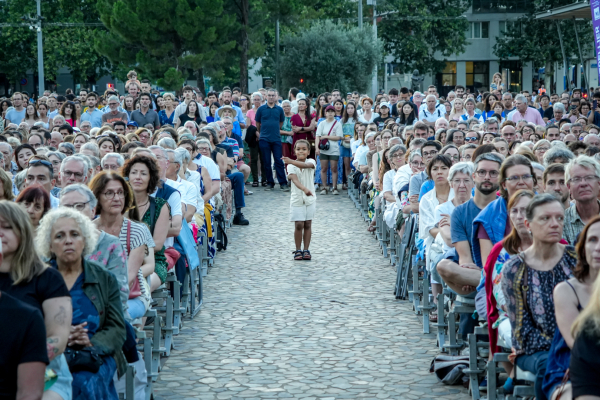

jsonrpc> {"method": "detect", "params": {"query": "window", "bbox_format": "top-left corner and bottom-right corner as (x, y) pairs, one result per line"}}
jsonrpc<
(469, 22), (489, 39)
(499, 20), (521, 37)
(472, 0), (530, 13)
(466, 62), (490, 93)
(435, 62), (457, 97)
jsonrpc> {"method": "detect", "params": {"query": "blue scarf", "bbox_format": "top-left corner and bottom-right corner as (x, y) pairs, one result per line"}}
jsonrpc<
(471, 197), (507, 268)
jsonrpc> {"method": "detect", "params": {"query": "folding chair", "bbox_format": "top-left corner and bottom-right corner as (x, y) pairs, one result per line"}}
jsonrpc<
(463, 325), (489, 400)
(394, 214), (416, 300)
(446, 295), (476, 355)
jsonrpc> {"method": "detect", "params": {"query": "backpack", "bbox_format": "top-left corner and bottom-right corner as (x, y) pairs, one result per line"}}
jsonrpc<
(215, 213), (228, 251)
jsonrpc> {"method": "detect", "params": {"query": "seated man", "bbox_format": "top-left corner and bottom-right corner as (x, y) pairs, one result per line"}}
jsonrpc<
(436, 153), (502, 295)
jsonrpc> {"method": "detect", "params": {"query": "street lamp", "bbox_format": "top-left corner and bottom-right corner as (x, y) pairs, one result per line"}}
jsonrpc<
(22, 0), (44, 94)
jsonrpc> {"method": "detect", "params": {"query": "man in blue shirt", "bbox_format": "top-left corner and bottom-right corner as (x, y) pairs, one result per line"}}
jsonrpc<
(4, 92), (26, 125)
(79, 93), (104, 128)
(255, 89), (288, 191)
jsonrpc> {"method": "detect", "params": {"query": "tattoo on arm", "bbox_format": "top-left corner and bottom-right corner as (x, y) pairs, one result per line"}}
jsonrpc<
(53, 306), (67, 326)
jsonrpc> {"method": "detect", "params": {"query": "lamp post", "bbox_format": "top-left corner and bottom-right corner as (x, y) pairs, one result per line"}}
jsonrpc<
(36, 0), (44, 94)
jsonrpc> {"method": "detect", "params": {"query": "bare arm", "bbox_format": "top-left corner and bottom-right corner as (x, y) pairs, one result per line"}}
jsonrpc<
(479, 238), (493, 268)
(439, 215), (452, 247)
(16, 362), (45, 400)
(153, 204), (170, 249)
(200, 167), (213, 203)
(372, 155), (380, 190)
(285, 159), (315, 169)
(127, 245), (146, 286)
(383, 191), (395, 203)
(553, 281), (580, 348)
(42, 297), (72, 361)
(140, 247), (155, 278)
(455, 240), (475, 265)
(287, 173), (310, 194)
(167, 215), (182, 238)
(183, 203), (196, 223)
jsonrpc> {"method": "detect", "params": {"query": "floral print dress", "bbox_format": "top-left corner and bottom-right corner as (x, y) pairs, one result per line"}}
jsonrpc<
(501, 246), (576, 355)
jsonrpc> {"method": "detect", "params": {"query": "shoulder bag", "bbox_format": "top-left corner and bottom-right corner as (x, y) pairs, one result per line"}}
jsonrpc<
(318, 120), (337, 151)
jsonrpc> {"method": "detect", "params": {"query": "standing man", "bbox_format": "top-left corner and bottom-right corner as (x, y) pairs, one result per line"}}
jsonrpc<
(500, 125), (517, 146)
(544, 163), (570, 209)
(79, 93), (104, 128)
(101, 95), (129, 125)
(563, 156), (600, 245)
(59, 155), (89, 188)
(388, 88), (400, 117)
(130, 93), (160, 130)
(509, 94), (545, 125)
(4, 92), (26, 124)
(215, 89), (246, 129)
(419, 95), (446, 126)
(255, 88), (288, 191)
(502, 92), (515, 115)
(47, 96), (59, 119)
(24, 159), (59, 207)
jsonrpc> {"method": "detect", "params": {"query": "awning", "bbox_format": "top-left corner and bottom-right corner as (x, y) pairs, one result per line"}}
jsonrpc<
(535, 1), (591, 20)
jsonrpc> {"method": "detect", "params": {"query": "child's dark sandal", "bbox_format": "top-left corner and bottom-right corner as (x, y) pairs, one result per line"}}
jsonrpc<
(293, 250), (303, 261)
(302, 250), (311, 260)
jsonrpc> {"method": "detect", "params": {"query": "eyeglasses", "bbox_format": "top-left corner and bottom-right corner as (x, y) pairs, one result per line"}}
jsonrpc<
(476, 169), (499, 178)
(62, 170), (84, 179)
(391, 153), (405, 159)
(569, 175), (599, 184)
(505, 174), (533, 182)
(103, 190), (125, 199)
(223, 122), (232, 126)
(30, 142), (43, 148)
(465, 137), (478, 142)
(535, 147), (550, 152)
(446, 154), (460, 161)
(452, 178), (472, 186)
(422, 150), (438, 157)
(29, 159), (52, 168)
(63, 201), (90, 211)
(411, 161), (425, 167)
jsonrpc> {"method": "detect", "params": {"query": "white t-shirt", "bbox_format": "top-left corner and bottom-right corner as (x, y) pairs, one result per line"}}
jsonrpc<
(174, 176), (200, 211)
(287, 159), (316, 207)
(419, 107), (445, 123)
(150, 179), (183, 248)
(193, 155), (220, 182)
(316, 119), (343, 156)
(382, 169), (397, 194)
(434, 200), (456, 253)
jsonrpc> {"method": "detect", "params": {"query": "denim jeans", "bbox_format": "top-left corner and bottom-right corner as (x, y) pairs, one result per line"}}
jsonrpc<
(226, 170), (246, 208)
(516, 350), (550, 400)
(259, 140), (287, 186)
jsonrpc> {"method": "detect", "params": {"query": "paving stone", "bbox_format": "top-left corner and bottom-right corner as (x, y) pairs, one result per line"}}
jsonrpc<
(154, 190), (469, 399)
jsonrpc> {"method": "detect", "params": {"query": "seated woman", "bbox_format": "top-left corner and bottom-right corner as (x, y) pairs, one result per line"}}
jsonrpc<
(0, 201), (73, 400)
(420, 154), (454, 320)
(16, 185), (51, 229)
(89, 172), (156, 321)
(542, 215), (600, 400)
(37, 208), (126, 400)
(122, 155), (170, 292)
(501, 194), (576, 400)
(485, 189), (535, 392)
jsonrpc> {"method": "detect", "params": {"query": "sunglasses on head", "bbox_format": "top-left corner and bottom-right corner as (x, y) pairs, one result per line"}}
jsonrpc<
(28, 159), (52, 168)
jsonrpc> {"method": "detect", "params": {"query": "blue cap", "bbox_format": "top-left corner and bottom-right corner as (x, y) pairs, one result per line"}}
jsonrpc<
(127, 121), (138, 127)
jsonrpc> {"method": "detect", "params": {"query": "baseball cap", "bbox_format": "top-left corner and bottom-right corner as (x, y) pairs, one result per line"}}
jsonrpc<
(325, 105), (335, 112)
(127, 121), (139, 127)
(379, 102), (390, 109)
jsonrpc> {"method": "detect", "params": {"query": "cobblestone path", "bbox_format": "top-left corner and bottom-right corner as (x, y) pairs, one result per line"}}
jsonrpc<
(154, 188), (470, 400)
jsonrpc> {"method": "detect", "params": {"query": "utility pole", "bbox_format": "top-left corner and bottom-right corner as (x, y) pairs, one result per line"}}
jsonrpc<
(36, 0), (44, 94)
(358, 0), (363, 28)
(275, 19), (280, 94)
(372, 0), (377, 98)
(572, 18), (588, 90)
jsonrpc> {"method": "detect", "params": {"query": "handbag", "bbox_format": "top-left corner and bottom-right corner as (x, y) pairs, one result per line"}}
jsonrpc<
(318, 120), (337, 150)
(64, 346), (104, 373)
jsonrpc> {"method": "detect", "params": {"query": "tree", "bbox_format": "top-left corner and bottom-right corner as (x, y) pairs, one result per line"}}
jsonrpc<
(96, 0), (236, 92)
(0, 0), (113, 88)
(377, 0), (470, 75)
(279, 20), (382, 94)
(493, 0), (592, 90)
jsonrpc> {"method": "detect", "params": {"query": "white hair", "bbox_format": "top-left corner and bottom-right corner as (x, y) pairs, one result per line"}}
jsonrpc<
(36, 207), (99, 259)
(584, 134), (600, 145)
(158, 137), (177, 150)
(60, 155), (89, 179)
(425, 94), (437, 102)
(100, 153), (125, 169)
(565, 155), (600, 182)
(80, 142), (100, 157)
(448, 161), (474, 183)
(251, 92), (263, 101)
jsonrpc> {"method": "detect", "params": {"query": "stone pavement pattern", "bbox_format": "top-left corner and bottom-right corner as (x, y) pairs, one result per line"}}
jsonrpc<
(154, 189), (470, 400)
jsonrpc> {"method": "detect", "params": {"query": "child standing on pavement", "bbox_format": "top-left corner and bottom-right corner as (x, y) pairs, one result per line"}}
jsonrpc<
(283, 139), (316, 261)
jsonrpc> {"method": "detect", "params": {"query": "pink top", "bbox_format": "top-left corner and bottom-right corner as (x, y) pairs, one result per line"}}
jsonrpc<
(246, 109), (257, 127)
(509, 107), (545, 126)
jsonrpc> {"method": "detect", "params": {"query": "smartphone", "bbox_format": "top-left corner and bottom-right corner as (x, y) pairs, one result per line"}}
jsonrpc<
(594, 100), (598, 110)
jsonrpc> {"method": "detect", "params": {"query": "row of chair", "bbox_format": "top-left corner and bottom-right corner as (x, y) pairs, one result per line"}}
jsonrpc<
(119, 202), (232, 400)
(346, 186), (536, 400)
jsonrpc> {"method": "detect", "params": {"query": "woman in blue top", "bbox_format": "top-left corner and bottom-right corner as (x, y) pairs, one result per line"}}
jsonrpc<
(206, 102), (220, 123)
(158, 93), (176, 126)
(482, 93), (498, 121)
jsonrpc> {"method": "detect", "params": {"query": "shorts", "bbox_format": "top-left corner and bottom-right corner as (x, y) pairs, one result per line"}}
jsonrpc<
(319, 153), (339, 161)
(290, 202), (316, 222)
(47, 354), (73, 400)
(236, 160), (246, 169)
(339, 145), (352, 158)
(127, 297), (147, 320)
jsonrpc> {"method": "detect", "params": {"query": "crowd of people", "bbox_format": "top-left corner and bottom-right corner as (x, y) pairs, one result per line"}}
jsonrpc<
(2, 74), (600, 399)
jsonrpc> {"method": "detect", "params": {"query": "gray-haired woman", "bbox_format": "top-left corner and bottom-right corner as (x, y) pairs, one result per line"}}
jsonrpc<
(37, 207), (126, 399)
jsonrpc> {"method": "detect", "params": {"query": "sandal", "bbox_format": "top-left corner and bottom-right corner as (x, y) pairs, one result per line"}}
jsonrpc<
(293, 250), (303, 261)
(367, 225), (376, 232)
(429, 311), (438, 322)
(252, 182), (259, 187)
(302, 250), (311, 260)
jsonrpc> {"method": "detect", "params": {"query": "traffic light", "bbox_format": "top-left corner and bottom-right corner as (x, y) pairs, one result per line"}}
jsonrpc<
(300, 78), (304, 84)
(106, 83), (115, 89)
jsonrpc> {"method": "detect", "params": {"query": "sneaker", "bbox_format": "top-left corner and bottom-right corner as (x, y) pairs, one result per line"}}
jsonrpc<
(245, 190), (253, 195)
(281, 185), (290, 192)
(233, 213), (249, 225)
(320, 188), (328, 195)
(332, 189), (339, 195)
(264, 185), (275, 190)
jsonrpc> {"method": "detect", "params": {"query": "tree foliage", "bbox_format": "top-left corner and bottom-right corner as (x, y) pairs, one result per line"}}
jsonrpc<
(0, 0), (112, 86)
(493, 0), (592, 69)
(279, 21), (382, 94)
(377, 0), (470, 75)
(96, 0), (237, 90)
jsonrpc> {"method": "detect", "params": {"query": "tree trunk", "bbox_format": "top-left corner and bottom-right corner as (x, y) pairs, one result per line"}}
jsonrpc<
(196, 68), (206, 95)
(239, 0), (250, 94)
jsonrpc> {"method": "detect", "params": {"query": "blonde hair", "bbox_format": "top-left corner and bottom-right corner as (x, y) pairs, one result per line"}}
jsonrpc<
(0, 201), (47, 284)
(0, 169), (14, 201)
(36, 208), (99, 259)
